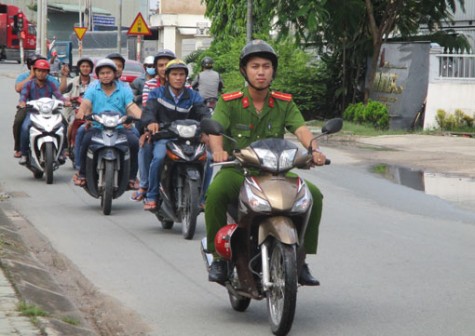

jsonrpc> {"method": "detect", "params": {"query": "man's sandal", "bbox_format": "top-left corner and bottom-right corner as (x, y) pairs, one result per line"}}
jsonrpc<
(130, 188), (147, 201)
(143, 200), (157, 211)
(72, 173), (86, 187)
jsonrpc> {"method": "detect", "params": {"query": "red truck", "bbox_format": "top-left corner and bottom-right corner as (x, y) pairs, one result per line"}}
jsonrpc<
(0, 3), (36, 63)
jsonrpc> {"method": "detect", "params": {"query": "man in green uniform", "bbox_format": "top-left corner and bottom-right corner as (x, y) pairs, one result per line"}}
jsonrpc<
(205, 40), (326, 286)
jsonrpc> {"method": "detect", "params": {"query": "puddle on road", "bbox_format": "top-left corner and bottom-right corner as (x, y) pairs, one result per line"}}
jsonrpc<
(372, 164), (475, 211)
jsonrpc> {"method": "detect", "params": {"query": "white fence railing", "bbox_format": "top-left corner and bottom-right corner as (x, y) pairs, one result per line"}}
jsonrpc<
(437, 54), (475, 79)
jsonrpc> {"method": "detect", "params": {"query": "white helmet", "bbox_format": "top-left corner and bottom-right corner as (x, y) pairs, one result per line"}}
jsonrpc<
(144, 56), (155, 66)
(94, 58), (117, 76)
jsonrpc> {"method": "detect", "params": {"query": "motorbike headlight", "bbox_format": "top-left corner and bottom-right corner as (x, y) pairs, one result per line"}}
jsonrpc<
(176, 124), (197, 138)
(39, 100), (54, 115)
(279, 149), (297, 171)
(253, 148), (297, 171)
(100, 114), (120, 127)
(253, 148), (277, 170)
(291, 182), (312, 213)
(244, 181), (272, 212)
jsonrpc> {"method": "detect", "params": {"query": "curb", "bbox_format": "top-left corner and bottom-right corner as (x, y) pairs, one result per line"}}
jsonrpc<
(0, 197), (97, 336)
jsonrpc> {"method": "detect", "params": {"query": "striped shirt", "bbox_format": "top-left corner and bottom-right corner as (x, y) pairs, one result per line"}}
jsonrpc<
(141, 78), (161, 106)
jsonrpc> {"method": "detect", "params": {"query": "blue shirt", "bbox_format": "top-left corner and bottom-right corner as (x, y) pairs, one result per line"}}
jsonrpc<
(84, 80), (134, 115)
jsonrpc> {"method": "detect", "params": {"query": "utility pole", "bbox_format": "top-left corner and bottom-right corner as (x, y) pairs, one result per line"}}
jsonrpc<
(41, 0), (48, 55)
(117, 0), (122, 53)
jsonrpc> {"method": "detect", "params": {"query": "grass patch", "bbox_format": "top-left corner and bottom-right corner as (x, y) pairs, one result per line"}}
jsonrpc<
(372, 164), (388, 175)
(62, 316), (80, 326)
(18, 301), (49, 318)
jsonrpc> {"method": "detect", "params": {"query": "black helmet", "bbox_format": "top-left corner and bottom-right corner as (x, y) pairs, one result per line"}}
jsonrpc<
(94, 58), (117, 77)
(165, 59), (189, 77)
(76, 56), (94, 69)
(154, 49), (176, 64)
(27, 53), (46, 70)
(201, 56), (213, 69)
(239, 40), (278, 78)
(106, 53), (126, 67)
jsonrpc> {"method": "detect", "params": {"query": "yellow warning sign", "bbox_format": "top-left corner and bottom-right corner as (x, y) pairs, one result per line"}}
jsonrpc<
(127, 12), (152, 36)
(73, 27), (87, 41)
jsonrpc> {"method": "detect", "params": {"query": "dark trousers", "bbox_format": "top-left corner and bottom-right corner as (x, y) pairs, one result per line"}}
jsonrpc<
(13, 107), (27, 151)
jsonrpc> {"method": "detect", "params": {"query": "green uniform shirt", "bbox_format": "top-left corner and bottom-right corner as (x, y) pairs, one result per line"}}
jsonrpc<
(212, 87), (306, 153)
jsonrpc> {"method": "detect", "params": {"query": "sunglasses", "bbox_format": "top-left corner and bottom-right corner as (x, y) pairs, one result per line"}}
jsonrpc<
(144, 64), (155, 68)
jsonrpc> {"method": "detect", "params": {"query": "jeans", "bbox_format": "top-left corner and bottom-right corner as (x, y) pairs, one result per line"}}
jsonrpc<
(145, 139), (171, 201)
(19, 113), (31, 155)
(74, 124), (86, 170)
(78, 127), (139, 181)
(138, 141), (153, 189)
(201, 151), (213, 204)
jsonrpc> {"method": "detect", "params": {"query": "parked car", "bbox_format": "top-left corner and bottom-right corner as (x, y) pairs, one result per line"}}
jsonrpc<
(120, 59), (145, 83)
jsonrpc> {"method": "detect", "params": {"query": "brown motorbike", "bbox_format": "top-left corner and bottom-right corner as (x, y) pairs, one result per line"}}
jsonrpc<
(200, 118), (343, 335)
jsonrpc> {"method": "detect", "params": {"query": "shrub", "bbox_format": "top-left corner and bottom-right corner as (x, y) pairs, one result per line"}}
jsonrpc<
(436, 108), (474, 130)
(343, 100), (389, 129)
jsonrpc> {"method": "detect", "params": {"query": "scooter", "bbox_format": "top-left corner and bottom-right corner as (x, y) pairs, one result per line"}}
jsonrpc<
(82, 112), (134, 215)
(23, 98), (66, 184)
(151, 119), (208, 240)
(200, 118), (343, 336)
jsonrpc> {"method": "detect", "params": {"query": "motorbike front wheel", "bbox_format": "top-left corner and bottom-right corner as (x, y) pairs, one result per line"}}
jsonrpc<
(44, 142), (55, 184)
(267, 240), (297, 336)
(101, 160), (114, 215)
(181, 178), (200, 240)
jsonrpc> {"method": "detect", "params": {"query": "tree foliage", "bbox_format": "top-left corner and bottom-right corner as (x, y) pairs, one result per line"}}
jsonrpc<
(202, 0), (466, 116)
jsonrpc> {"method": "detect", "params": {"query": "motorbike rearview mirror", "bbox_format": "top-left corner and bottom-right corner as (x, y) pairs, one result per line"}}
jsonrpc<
(321, 118), (343, 135)
(200, 118), (224, 135)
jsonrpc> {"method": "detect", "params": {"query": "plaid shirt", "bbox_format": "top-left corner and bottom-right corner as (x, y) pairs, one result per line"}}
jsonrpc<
(19, 78), (65, 104)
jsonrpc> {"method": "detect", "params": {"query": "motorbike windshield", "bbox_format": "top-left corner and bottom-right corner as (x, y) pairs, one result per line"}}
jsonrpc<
(249, 138), (300, 172)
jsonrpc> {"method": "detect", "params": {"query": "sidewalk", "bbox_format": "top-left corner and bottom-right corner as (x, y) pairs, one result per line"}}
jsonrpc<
(0, 199), (97, 336)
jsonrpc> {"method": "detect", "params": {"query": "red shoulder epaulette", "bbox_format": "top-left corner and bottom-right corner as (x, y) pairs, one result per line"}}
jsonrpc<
(271, 91), (292, 102)
(222, 91), (243, 101)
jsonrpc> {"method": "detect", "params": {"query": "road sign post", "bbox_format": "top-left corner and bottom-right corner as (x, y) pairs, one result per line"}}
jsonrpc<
(73, 27), (87, 58)
(127, 13), (151, 62)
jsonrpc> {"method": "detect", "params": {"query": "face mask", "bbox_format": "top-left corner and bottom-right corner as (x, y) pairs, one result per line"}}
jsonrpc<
(146, 68), (156, 76)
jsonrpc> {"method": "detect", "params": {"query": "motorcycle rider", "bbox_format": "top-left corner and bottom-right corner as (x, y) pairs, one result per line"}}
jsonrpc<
(130, 49), (176, 202)
(205, 40), (324, 286)
(191, 56), (224, 103)
(141, 49), (176, 106)
(73, 59), (142, 187)
(18, 59), (71, 165)
(106, 52), (127, 80)
(13, 54), (65, 158)
(131, 55), (156, 108)
(62, 56), (94, 168)
(63, 57), (94, 121)
(140, 59), (210, 211)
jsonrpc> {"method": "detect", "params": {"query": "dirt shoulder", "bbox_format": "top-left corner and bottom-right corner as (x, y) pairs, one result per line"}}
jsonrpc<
(327, 133), (475, 178)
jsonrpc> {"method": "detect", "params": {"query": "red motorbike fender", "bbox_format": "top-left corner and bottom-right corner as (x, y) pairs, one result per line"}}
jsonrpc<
(258, 216), (298, 246)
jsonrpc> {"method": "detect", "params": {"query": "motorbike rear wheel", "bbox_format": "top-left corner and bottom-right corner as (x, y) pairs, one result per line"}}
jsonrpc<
(102, 160), (114, 216)
(181, 178), (200, 240)
(44, 142), (55, 184)
(267, 240), (297, 336)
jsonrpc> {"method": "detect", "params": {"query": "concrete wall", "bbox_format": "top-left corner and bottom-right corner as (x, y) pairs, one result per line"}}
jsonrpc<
(161, 0), (206, 15)
(424, 45), (475, 129)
